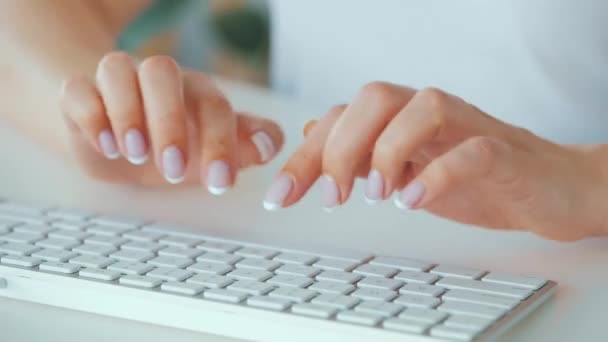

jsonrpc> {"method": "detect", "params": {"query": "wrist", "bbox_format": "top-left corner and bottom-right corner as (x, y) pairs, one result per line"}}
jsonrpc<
(577, 144), (608, 236)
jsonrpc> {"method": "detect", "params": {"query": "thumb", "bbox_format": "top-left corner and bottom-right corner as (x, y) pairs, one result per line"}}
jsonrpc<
(235, 112), (285, 169)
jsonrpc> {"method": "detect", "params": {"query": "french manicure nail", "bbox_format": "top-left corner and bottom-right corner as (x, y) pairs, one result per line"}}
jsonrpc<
(251, 131), (276, 163)
(207, 160), (231, 195)
(263, 174), (294, 211)
(162, 145), (185, 184)
(364, 169), (384, 205)
(98, 130), (120, 160)
(395, 181), (426, 210)
(124, 129), (148, 165)
(320, 175), (340, 212)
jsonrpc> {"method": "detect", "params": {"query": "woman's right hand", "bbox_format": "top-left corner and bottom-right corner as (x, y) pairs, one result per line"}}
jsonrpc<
(60, 52), (284, 193)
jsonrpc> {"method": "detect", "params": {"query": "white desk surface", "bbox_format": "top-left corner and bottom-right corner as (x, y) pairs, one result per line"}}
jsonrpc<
(1, 80), (606, 342)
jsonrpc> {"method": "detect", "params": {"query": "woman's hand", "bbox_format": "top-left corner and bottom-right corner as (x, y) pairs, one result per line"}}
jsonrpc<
(264, 82), (606, 241)
(60, 52), (283, 192)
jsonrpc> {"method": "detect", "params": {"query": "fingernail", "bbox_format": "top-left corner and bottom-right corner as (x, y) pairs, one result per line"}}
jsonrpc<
(162, 145), (185, 184)
(263, 174), (293, 211)
(395, 181), (426, 210)
(364, 169), (384, 205)
(98, 130), (120, 160)
(124, 129), (148, 165)
(251, 131), (276, 163)
(320, 175), (340, 212)
(206, 160), (231, 195)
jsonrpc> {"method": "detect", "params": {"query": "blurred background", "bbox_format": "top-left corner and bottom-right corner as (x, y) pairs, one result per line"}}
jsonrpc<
(119, 0), (270, 86)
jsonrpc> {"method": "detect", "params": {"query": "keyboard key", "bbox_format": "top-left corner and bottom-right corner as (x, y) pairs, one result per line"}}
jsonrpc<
(204, 288), (248, 303)
(394, 270), (440, 284)
(227, 280), (275, 295)
(246, 296), (292, 311)
(442, 289), (520, 309)
(108, 261), (154, 275)
(269, 287), (318, 303)
(275, 264), (321, 278)
(49, 230), (91, 241)
(161, 281), (206, 295)
(196, 252), (242, 265)
(393, 294), (441, 308)
(147, 256), (194, 269)
(430, 325), (479, 341)
(336, 311), (384, 326)
(158, 246), (203, 259)
(482, 272), (548, 290)
(1, 255), (42, 267)
(308, 281), (355, 295)
(356, 276), (403, 291)
(227, 268), (273, 282)
(0, 242), (41, 256)
(51, 220), (92, 231)
(146, 267), (194, 282)
(351, 288), (398, 301)
(291, 303), (337, 319)
(79, 268), (121, 281)
(73, 244), (117, 256)
(0, 202), (47, 215)
(431, 265), (486, 280)
(273, 252), (318, 265)
(87, 224), (133, 236)
(353, 264), (398, 278)
(110, 250), (155, 263)
(187, 274), (234, 289)
(159, 235), (203, 248)
(1, 232), (44, 244)
(39, 261), (81, 274)
(443, 315), (494, 331)
(187, 262), (233, 275)
(399, 283), (446, 297)
(311, 293), (360, 309)
(119, 275), (163, 288)
(235, 247), (278, 259)
(0, 219), (20, 230)
(84, 235), (127, 247)
(0, 211), (54, 225)
(90, 216), (146, 229)
(316, 270), (362, 284)
(121, 241), (166, 252)
(398, 308), (448, 324)
(383, 318), (432, 334)
(236, 258), (282, 271)
(35, 238), (80, 250)
(436, 277), (533, 300)
(46, 208), (96, 221)
(313, 258), (359, 272)
(13, 224), (55, 235)
(354, 300), (403, 316)
(122, 230), (166, 242)
(32, 249), (78, 262)
(267, 274), (314, 288)
(196, 241), (240, 253)
(437, 301), (507, 320)
(70, 255), (117, 268)
(370, 256), (433, 272)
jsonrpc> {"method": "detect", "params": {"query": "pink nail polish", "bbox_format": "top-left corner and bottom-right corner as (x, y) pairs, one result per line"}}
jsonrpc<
(263, 174), (294, 211)
(207, 160), (231, 195)
(365, 169), (384, 205)
(162, 145), (185, 184)
(98, 130), (120, 160)
(320, 175), (340, 211)
(124, 129), (148, 165)
(251, 131), (276, 163)
(395, 181), (426, 210)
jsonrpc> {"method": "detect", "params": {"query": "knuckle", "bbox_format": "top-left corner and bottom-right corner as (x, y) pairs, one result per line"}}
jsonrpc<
(327, 104), (347, 117)
(468, 136), (498, 162)
(202, 94), (232, 113)
(139, 55), (179, 74)
(417, 87), (449, 113)
(429, 159), (454, 186)
(99, 51), (133, 70)
(360, 81), (396, 103)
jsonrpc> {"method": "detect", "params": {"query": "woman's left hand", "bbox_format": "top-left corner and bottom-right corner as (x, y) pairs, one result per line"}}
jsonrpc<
(263, 82), (607, 241)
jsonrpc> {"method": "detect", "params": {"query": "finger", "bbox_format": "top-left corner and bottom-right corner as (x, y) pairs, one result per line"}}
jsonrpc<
(263, 104), (346, 211)
(235, 112), (284, 168)
(138, 56), (189, 184)
(303, 119), (318, 137)
(321, 82), (416, 210)
(96, 51), (148, 165)
(60, 76), (119, 159)
(371, 87), (493, 201)
(395, 136), (516, 210)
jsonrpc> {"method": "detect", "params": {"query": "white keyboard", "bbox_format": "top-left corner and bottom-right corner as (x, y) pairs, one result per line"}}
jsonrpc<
(0, 200), (556, 342)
